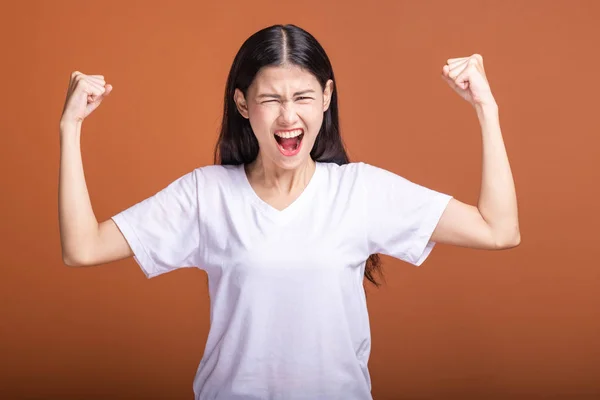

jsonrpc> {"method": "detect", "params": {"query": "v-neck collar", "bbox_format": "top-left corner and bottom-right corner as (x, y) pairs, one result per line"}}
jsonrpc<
(237, 162), (322, 223)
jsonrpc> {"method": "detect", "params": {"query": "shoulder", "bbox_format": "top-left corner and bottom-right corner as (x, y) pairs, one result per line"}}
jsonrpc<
(316, 162), (380, 198)
(194, 164), (240, 181)
(317, 161), (387, 183)
(317, 161), (367, 176)
(164, 164), (241, 194)
(318, 162), (431, 198)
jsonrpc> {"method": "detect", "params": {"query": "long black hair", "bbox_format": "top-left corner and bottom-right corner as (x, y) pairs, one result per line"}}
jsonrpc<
(214, 24), (383, 287)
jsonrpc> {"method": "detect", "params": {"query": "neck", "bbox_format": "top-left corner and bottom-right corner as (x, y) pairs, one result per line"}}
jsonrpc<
(245, 155), (316, 195)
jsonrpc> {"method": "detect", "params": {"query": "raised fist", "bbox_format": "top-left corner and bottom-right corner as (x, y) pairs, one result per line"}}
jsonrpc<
(60, 71), (112, 126)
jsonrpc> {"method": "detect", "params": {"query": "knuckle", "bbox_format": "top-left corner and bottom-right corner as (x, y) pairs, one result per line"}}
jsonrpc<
(77, 80), (89, 92)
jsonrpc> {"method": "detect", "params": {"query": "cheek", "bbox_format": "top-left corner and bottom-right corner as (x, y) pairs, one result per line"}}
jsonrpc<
(304, 107), (324, 134)
(248, 107), (274, 137)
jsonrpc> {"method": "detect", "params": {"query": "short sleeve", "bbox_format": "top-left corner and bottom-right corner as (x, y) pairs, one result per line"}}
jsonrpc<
(111, 170), (200, 278)
(361, 163), (453, 266)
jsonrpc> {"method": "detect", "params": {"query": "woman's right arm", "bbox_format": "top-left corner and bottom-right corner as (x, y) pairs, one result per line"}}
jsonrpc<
(59, 72), (132, 267)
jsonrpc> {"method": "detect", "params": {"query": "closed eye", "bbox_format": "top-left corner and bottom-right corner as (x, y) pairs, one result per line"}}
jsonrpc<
(261, 97), (314, 103)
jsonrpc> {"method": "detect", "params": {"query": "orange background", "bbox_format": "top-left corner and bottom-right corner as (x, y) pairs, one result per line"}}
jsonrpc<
(2, 1), (599, 399)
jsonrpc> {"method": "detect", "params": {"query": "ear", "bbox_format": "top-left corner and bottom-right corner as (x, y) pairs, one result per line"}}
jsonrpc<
(323, 79), (334, 112)
(234, 88), (250, 119)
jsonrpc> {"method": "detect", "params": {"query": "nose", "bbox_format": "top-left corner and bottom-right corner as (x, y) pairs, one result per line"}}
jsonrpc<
(278, 101), (299, 125)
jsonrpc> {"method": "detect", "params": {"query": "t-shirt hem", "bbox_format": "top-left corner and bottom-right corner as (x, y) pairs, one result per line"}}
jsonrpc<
(408, 194), (453, 266)
(111, 213), (161, 278)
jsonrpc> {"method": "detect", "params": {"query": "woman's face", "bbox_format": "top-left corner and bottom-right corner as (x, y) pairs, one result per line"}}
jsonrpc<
(234, 64), (333, 170)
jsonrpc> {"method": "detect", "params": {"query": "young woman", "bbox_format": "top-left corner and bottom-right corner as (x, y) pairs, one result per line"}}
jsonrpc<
(59, 24), (520, 400)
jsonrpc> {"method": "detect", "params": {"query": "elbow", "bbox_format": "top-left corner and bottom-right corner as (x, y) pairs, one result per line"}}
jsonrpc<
(506, 232), (521, 248)
(61, 238), (95, 267)
(495, 230), (521, 249)
(62, 254), (80, 267)
(62, 251), (87, 267)
(61, 245), (76, 266)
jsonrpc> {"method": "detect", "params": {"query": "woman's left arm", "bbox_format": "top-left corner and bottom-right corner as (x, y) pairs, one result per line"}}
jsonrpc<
(431, 54), (521, 250)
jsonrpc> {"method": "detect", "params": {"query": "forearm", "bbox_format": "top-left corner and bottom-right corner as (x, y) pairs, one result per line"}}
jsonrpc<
(59, 122), (99, 265)
(475, 103), (520, 247)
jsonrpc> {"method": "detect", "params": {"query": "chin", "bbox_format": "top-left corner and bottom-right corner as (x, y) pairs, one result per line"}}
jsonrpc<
(273, 154), (310, 170)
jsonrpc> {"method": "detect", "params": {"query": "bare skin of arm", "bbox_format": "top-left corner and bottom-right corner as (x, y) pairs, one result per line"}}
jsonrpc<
(59, 72), (132, 267)
(431, 55), (520, 250)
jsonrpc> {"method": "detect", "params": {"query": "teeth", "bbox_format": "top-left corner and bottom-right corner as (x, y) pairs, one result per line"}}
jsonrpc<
(274, 129), (303, 139)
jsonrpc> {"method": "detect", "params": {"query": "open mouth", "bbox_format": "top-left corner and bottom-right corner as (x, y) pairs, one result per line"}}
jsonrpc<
(274, 129), (304, 156)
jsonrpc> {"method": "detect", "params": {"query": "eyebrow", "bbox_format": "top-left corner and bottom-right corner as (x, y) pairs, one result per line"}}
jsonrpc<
(256, 89), (316, 99)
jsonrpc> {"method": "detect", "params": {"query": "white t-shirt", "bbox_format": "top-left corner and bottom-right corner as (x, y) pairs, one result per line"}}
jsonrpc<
(111, 161), (453, 400)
